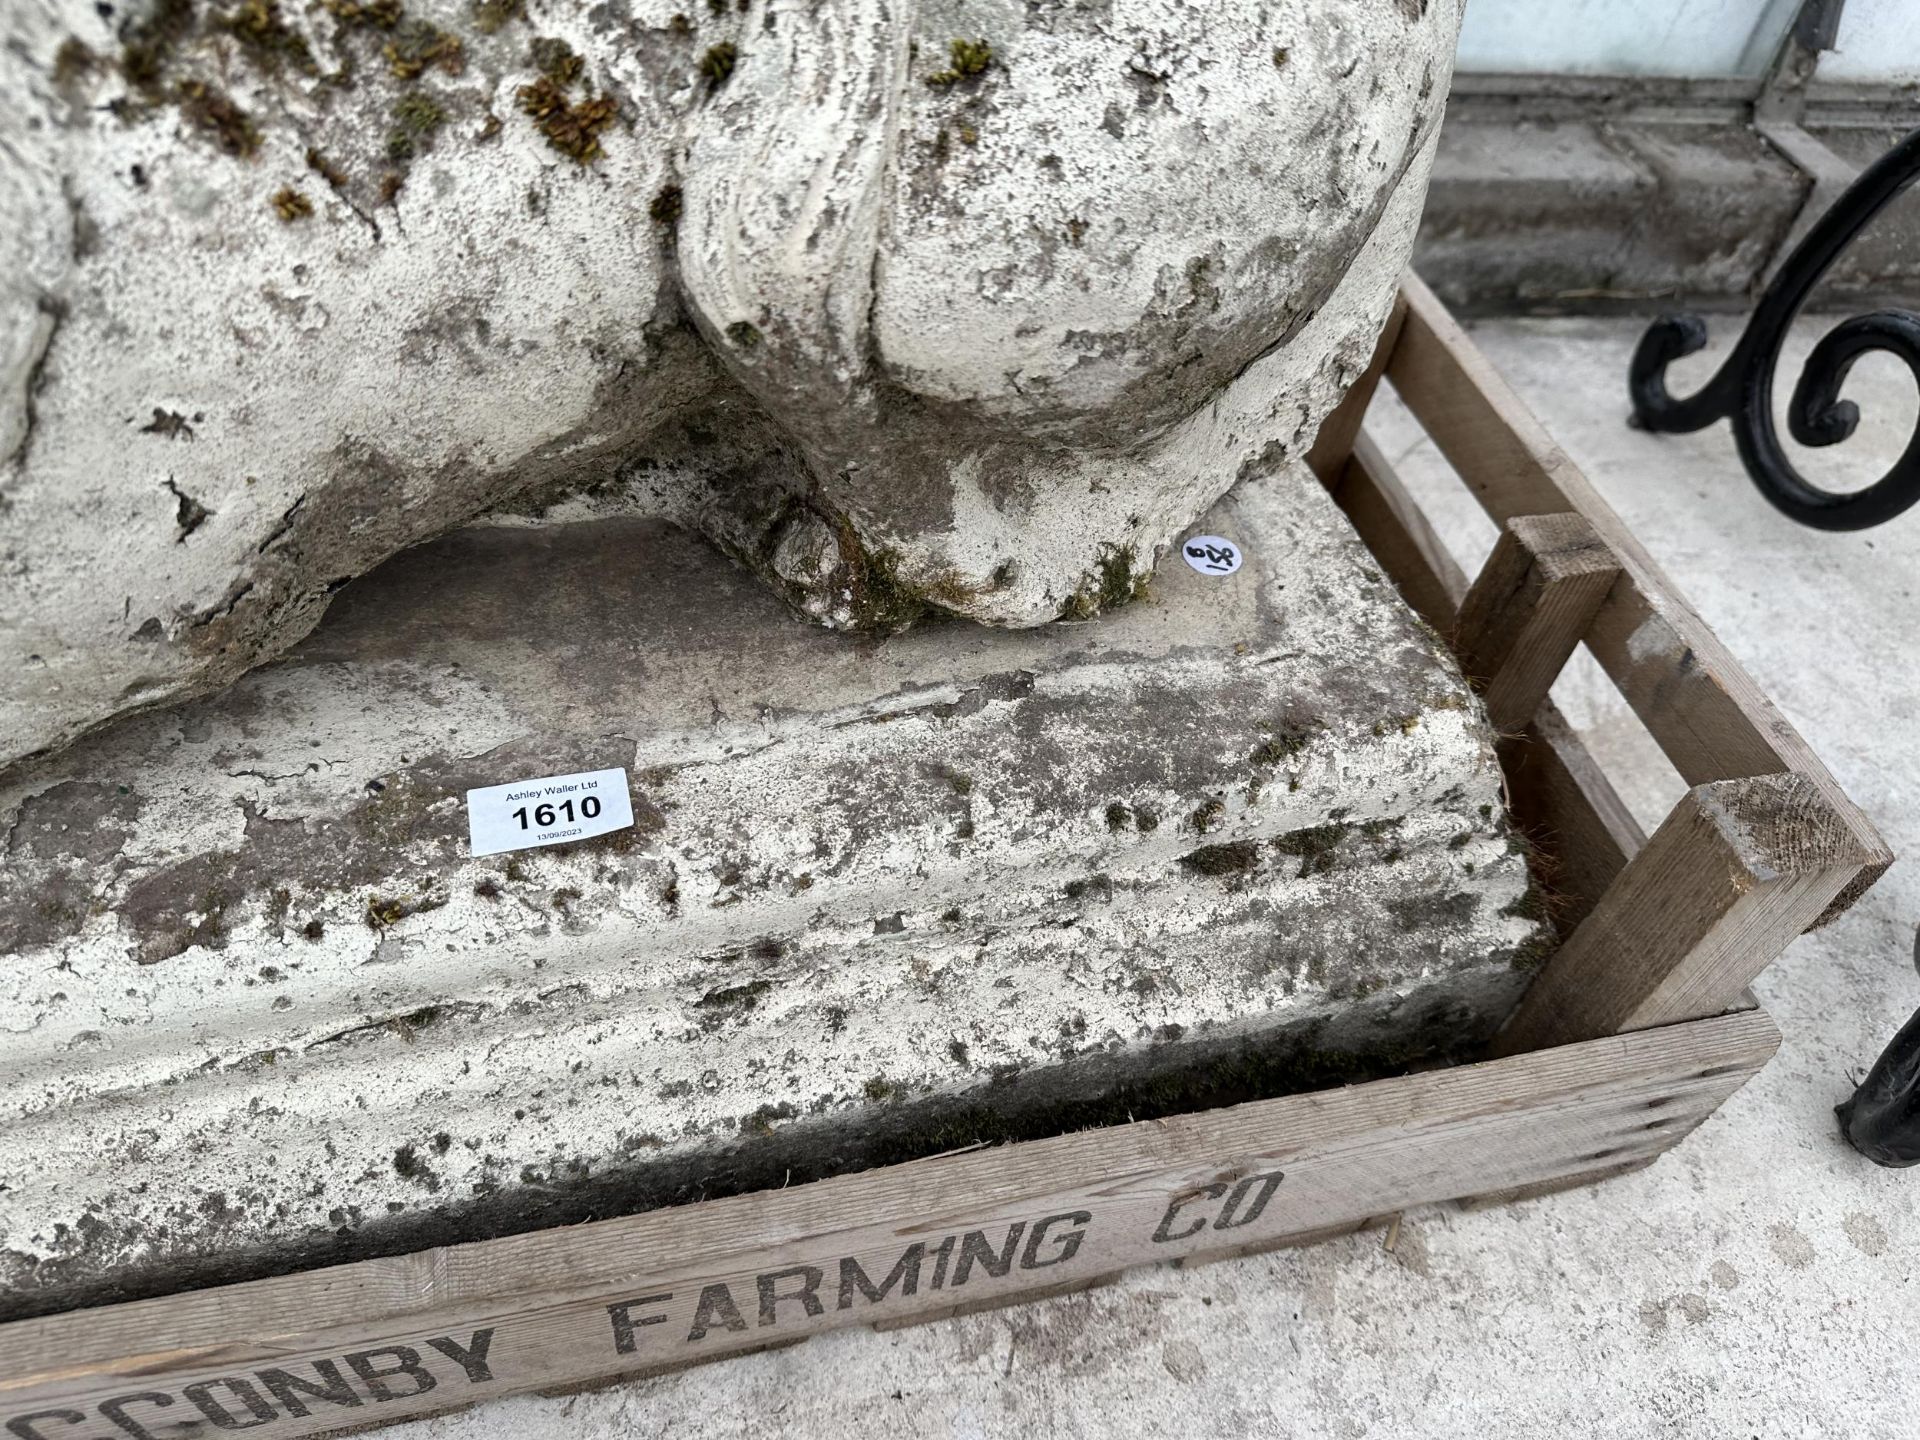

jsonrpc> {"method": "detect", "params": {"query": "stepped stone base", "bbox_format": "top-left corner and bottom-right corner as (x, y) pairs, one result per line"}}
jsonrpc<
(0, 458), (1549, 1319)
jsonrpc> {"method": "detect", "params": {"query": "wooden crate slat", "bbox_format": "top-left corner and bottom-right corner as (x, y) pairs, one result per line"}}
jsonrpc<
(0, 1010), (1779, 1440)
(1498, 702), (1649, 932)
(1454, 514), (1623, 735)
(1495, 772), (1879, 1055)
(1328, 430), (1468, 630)
(1385, 274), (1890, 910)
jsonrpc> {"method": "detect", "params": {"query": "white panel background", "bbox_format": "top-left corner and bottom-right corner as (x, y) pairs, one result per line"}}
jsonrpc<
(1818, 0), (1920, 83)
(1452, 0), (1847, 79)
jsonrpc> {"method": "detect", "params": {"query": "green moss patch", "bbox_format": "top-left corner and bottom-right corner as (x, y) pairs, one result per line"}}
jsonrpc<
(1271, 821), (1351, 877)
(383, 18), (463, 79)
(517, 72), (615, 163)
(925, 36), (991, 87)
(1178, 840), (1261, 878)
(698, 41), (737, 86)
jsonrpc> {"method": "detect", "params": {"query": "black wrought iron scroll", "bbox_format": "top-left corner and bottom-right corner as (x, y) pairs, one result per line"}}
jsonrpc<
(1629, 124), (1920, 531)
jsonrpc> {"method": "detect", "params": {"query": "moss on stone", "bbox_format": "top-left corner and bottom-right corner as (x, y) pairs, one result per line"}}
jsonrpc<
(324, 0), (403, 30)
(177, 81), (259, 157)
(517, 73), (615, 163)
(383, 19), (463, 79)
(529, 35), (582, 84)
(925, 36), (992, 87)
(1178, 840), (1260, 878)
(364, 891), (444, 928)
(1063, 874), (1112, 902)
(212, 0), (316, 76)
(120, 0), (196, 97)
(698, 41), (737, 87)
(1249, 720), (1314, 766)
(1062, 543), (1144, 620)
(695, 978), (771, 1018)
(269, 186), (313, 221)
(53, 37), (101, 85)
(1499, 926), (1559, 973)
(306, 147), (349, 189)
(1271, 821), (1351, 877)
(393, 91), (445, 137)
(740, 1101), (797, 1137)
(1500, 882), (1550, 923)
(649, 185), (683, 224)
(470, 0), (523, 33)
(1384, 890), (1481, 932)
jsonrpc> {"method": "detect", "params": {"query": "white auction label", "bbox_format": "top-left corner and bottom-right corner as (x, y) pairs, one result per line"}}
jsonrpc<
(466, 767), (635, 856)
(1181, 534), (1243, 576)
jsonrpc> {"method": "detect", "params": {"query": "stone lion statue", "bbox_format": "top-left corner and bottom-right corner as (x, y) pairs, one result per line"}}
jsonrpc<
(0, 0), (1458, 769)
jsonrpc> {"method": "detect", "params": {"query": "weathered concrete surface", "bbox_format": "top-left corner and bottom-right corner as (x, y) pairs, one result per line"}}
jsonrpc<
(0, 0), (1459, 771)
(1415, 109), (1810, 312)
(1807, 123), (1920, 305)
(372, 315), (1920, 1440)
(0, 456), (1545, 1318)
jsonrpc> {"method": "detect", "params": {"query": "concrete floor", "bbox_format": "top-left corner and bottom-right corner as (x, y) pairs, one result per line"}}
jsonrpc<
(387, 314), (1920, 1439)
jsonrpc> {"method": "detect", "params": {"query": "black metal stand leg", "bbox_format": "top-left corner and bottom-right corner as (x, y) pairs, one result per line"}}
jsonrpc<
(1629, 125), (1920, 532)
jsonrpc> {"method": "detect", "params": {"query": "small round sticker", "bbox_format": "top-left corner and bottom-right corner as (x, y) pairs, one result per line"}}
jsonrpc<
(1181, 535), (1243, 577)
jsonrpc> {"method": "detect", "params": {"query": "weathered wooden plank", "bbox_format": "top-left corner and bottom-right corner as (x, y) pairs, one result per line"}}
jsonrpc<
(0, 1010), (1779, 1440)
(1306, 293), (1410, 485)
(1498, 701), (1649, 934)
(1495, 773), (1878, 1056)
(1386, 272), (1890, 916)
(1455, 515), (1622, 734)
(1325, 429), (1468, 632)
(1455, 1157), (1656, 1212)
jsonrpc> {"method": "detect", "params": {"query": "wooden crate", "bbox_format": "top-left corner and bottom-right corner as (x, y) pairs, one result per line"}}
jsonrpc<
(0, 277), (1888, 1440)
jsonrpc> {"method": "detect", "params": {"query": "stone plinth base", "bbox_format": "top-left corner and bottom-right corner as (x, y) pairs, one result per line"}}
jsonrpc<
(0, 459), (1546, 1317)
